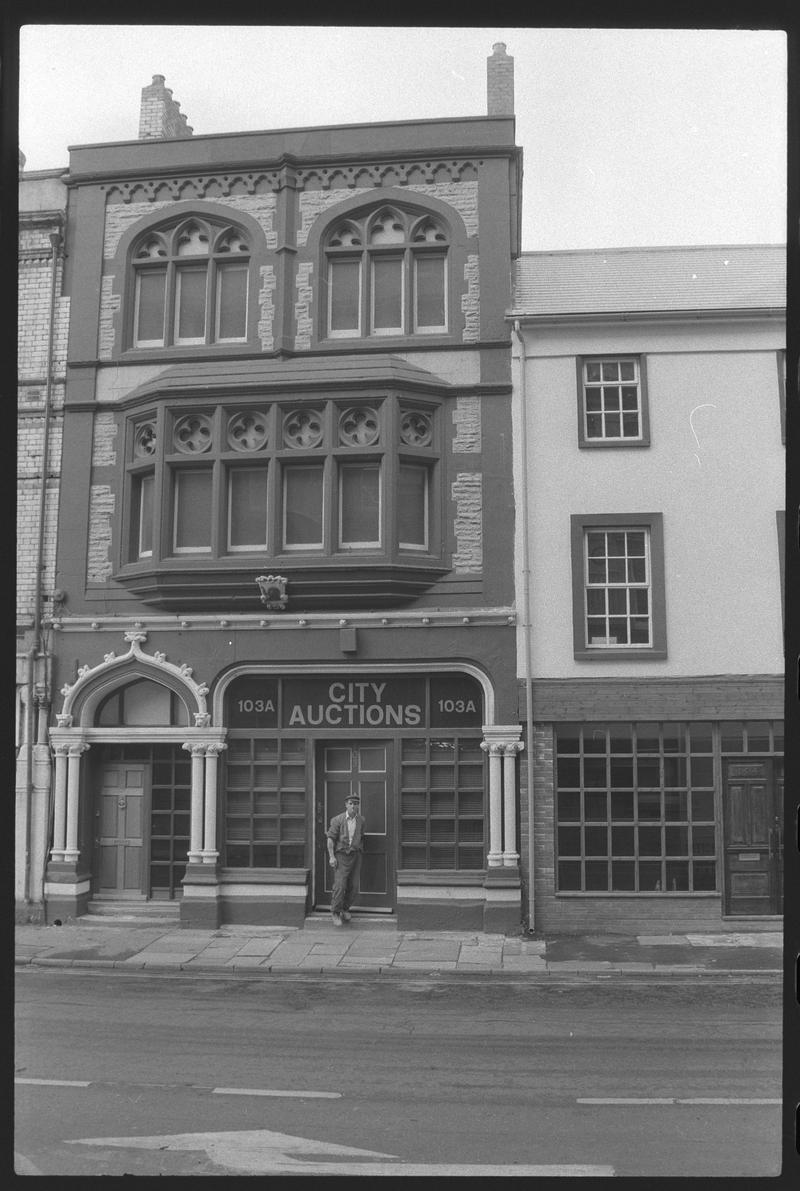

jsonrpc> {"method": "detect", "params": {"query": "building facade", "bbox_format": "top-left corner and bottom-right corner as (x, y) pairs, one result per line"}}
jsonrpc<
(24, 51), (527, 931)
(510, 246), (786, 933)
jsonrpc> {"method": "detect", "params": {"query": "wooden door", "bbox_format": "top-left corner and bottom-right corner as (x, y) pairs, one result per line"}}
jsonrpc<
(723, 760), (780, 916)
(315, 741), (394, 911)
(95, 763), (147, 897)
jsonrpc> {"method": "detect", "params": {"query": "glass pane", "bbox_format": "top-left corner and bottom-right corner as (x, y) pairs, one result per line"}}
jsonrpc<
(745, 721), (770, 751)
(611, 826), (634, 855)
(583, 758), (606, 788)
(586, 413), (603, 438)
(399, 465), (428, 548)
(637, 757), (660, 788)
(135, 472), (154, 557)
(558, 860), (582, 891)
(174, 470), (212, 551)
(664, 791), (689, 820)
(692, 825), (716, 856)
(692, 790), (715, 821)
(329, 259), (360, 332)
(720, 722), (745, 752)
(665, 826), (689, 855)
(583, 725), (608, 753)
(557, 757), (581, 788)
(637, 790), (661, 820)
(585, 362), (602, 382)
(284, 466), (324, 547)
(690, 757), (714, 787)
(636, 723), (660, 752)
(611, 861), (636, 890)
(610, 758), (634, 788)
(415, 255), (445, 328)
(585, 826), (608, 856)
(372, 257), (403, 331)
(558, 826), (581, 855)
(605, 413), (621, 437)
(663, 757), (687, 787)
(135, 269), (166, 342)
(557, 791), (581, 821)
(666, 861), (689, 891)
(638, 861), (663, 891)
(609, 724), (633, 753)
(176, 268), (207, 340)
(585, 861), (608, 890)
(229, 467), (268, 549)
(217, 263), (248, 339)
(692, 861), (716, 891)
(340, 464), (380, 545)
(557, 724), (582, 753)
(688, 722), (713, 753)
(610, 791), (634, 820)
(584, 791), (607, 820)
(638, 826), (662, 856)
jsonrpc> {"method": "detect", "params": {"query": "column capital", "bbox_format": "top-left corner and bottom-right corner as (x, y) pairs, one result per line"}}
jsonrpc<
(503, 741), (524, 756)
(205, 742), (227, 757)
(182, 741), (208, 757)
(68, 742), (90, 757)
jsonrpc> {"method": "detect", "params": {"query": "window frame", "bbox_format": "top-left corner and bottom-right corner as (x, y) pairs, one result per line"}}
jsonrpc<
(130, 217), (251, 351)
(576, 355), (650, 448)
(570, 512), (667, 660)
(777, 349), (786, 445)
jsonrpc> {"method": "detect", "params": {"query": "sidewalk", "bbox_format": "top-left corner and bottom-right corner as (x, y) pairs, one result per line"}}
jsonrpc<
(15, 920), (783, 981)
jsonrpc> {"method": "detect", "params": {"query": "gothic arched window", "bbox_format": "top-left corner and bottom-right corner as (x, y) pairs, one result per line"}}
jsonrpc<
(131, 217), (250, 348)
(325, 207), (449, 339)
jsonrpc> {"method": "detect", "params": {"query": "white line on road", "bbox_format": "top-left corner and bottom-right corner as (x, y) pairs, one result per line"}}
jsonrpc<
(577, 1098), (780, 1106)
(212, 1087), (341, 1099)
(16, 1078), (92, 1088)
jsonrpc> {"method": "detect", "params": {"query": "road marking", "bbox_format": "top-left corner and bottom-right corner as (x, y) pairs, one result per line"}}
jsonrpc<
(16, 1078), (92, 1088)
(577, 1097), (780, 1106)
(68, 1128), (614, 1176)
(212, 1087), (341, 1099)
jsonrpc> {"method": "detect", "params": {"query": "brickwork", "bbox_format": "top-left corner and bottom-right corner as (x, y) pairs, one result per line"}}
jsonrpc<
(258, 264), (277, 351)
(18, 255), (70, 376)
(451, 472), (483, 572)
(487, 43), (514, 116)
(294, 261), (314, 351)
(91, 411), (118, 468)
(452, 395), (481, 453)
(98, 276), (121, 359)
(138, 76), (193, 140)
(16, 482), (59, 619)
(87, 486), (115, 582)
(530, 676), (783, 721)
(461, 255), (480, 342)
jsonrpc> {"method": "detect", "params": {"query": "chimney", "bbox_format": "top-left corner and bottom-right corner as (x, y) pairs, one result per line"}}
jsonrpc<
(138, 74), (194, 140)
(487, 43), (514, 116)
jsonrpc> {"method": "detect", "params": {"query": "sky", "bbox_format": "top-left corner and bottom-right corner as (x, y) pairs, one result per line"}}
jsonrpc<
(18, 24), (787, 252)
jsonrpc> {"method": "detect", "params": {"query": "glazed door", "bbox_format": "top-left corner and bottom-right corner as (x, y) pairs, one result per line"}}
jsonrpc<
(723, 759), (782, 916)
(94, 763), (147, 898)
(315, 741), (394, 911)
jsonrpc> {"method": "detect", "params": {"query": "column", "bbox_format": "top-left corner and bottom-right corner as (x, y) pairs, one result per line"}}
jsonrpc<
(183, 742), (206, 863)
(481, 740), (505, 866)
(502, 742), (523, 867)
(201, 743), (226, 863)
(63, 742), (89, 862)
(50, 744), (69, 860)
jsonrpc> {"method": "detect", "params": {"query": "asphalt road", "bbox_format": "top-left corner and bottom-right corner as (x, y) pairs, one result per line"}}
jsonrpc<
(15, 969), (782, 1178)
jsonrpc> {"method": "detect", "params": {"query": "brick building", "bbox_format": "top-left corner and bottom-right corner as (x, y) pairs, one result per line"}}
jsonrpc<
(22, 48), (526, 931)
(510, 246), (785, 933)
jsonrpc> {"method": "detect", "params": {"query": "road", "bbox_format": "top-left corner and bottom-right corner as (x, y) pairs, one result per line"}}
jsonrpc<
(15, 969), (782, 1177)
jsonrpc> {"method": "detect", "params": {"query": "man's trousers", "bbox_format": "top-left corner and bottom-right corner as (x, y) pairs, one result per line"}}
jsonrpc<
(331, 850), (362, 914)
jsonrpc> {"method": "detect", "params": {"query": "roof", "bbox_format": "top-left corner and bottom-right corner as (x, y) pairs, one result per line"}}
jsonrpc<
(510, 245), (785, 318)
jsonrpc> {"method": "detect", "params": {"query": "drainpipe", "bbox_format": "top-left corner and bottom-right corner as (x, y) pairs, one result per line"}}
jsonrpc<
(25, 228), (62, 909)
(511, 319), (535, 931)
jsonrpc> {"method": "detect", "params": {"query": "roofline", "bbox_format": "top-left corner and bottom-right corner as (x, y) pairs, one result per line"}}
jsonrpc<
(516, 243), (787, 257)
(506, 307), (786, 325)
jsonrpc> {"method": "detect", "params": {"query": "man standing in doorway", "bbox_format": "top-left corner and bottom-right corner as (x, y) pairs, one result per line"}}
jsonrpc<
(327, 793), (365, 926)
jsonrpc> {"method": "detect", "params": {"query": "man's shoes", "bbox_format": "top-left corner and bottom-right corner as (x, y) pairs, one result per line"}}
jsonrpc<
(341, 911), (352, 922)
(331, 913), (343, 927)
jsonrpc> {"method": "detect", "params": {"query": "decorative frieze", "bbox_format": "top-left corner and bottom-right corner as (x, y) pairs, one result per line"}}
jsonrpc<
(105, 173), (280, 207)
(103, 193), (278, 260)
(297, 178), (478, 245)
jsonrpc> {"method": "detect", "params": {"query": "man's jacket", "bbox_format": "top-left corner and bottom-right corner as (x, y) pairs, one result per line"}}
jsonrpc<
(326, 812), (367, 853)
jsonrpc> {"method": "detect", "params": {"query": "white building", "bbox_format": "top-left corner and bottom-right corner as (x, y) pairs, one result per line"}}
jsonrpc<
(510, 245), (785, 934)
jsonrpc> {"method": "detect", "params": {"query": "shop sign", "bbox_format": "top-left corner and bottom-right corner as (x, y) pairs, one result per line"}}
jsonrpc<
(227, 673), (483, 729)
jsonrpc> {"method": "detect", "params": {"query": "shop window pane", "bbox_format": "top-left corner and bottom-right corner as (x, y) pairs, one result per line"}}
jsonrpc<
(557, 791), (581, 821)
(558, 826), (581, 856)
(430, 791), (455, 814)
(429, 846), (456, 869)
(458, 846), (484, 869)
(135, 269), (166, 343)
(329, 259), (360, 333)
(637, 791), (661, 820)
(151, 813), (171, 835)
(458, 740), (484, 763)
(662, 724), (684, 753)
(253, 844), (277, 867)
(720, 722), (745, 752)
(227, 792), (250, 814)
(745, 721), (770, 751)
(458, 819), (484, 843)
(637, 758), (660, 789)
(609, 724), (633, 753)
(665, 826), (688, 855)
(692, 790), (715, 821)
(557, 724), (581, 753)
(253, 818), (278, 841)
(583, 725), (608, 753)
(402, 845), (428, 868)
(280, 844), (306, 867)
(558, 860), (582, 891)
(282, 819), (305, 842)
(692, 860), (716, 891)
(584, 791), (607, 820)
(398, 464), (428, 549)
(227, 467), (268, 550)
(228, 739), (252, 761)
(690, 757), (714, 787)
(152, 788), (171, 810)
(372, 257), (403, 331)
(557, 757), (581, 788)
(666, 861), (689, 891)
(216, 262), (248, 340)
(585, 861), (609, 890)
(610, 791), (634, 820)
(584, 758), (607, 788)
(688, 722), (713, 753)
(226, 844), (250, 866)
(284, 466), (324, 548)
(638, 861), (663, 891)
(610, 758), (634, 788)
(663, 757), (687, 787)
(340, 464), (380, 546)
(692, 825), (716, 856)
(173, 814), (190, 837)
(150, 839), (171, 861)
(226, 820), (250, 841)
(402, 739), (427, 760)
(253, 764), (279, 786)
(611, 861), (636, 890)
(174, 470), (212, 551)
(150, 867), (171, 888)
(414, 254), (446, 328)
(636, 723), (660, 752)
(638, 826), (662, 856)
(430, 767), (455, 789)
(282, 791), (305, 815)
(458, 764), (484, 788)
(611, 826), (634, 855)
(254, 792), (278, 814)
(401, 819), (427, 842)
(176, 267), (207, 341)
(402, 765), (427, 790)
(585, 826), (609, 856)
(282, 739), (305, 757)
(458, 790), (483, 815)
(664, 791), (689, 821)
